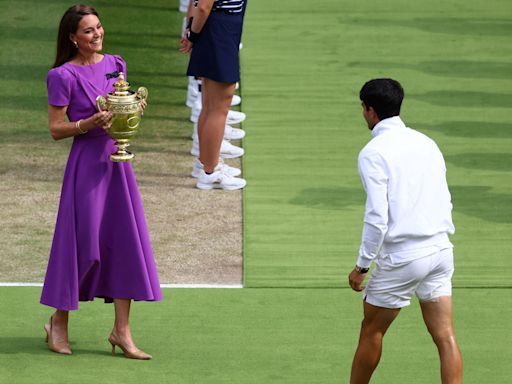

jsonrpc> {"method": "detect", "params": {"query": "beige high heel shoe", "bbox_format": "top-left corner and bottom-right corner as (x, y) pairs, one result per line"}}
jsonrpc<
(108, 333), (152, 360)
(44, 316), (72, 355)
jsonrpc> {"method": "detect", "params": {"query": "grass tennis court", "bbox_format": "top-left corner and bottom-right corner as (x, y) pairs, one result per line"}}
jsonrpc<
(242, 0), (512, 288)
(1, 0), (512, 383)
(1, 287), (511, 383)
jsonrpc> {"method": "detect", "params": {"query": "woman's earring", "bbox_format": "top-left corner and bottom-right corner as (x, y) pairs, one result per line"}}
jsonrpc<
(73, 41), (78, 48)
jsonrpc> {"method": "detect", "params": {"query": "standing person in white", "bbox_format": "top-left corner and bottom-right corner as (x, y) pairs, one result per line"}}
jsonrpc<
(348, 79), (463, 383)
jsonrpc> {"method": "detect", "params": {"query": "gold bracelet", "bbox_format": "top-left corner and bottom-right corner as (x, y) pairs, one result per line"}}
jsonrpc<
(75, 119), (86, 134)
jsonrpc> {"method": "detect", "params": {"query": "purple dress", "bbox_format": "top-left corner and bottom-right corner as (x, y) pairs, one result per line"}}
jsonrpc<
(40, 54), (162, 311)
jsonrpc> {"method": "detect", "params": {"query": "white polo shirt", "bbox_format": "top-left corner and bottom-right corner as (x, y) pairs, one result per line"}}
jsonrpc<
(356, 116), (455, 268)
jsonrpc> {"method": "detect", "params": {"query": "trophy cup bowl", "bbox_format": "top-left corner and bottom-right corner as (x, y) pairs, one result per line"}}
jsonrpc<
(96, 72), (148, 162)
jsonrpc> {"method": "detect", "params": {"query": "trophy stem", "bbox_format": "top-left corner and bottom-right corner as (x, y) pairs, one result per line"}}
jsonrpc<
(110, 140), (134, 162)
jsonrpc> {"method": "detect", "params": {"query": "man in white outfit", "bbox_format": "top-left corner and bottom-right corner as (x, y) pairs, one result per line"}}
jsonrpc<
(348, 79), (463, 383)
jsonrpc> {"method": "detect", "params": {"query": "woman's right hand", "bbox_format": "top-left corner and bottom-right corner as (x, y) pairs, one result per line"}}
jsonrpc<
(89, 110), (113, 130)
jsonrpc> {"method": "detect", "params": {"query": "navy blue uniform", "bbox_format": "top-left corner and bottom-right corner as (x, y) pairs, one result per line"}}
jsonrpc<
(187, 0), (247, 83)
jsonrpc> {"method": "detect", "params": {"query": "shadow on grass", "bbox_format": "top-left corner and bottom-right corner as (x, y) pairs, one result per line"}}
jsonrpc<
(289, 187), (363, 210)
(0, 95), (47, 112)
(0, 26), (53, 42)
(409, 90), (512, 108)
(451, 186), (512, 223)
(289, 186), (512, 224)
(445, 153), (512, 172)
(0, 64), (49, 82)
(0, 337), (49, 355)
(346, 60), (512, 80)
(341, 16), (512, 37)
(414, 121), (512, 139)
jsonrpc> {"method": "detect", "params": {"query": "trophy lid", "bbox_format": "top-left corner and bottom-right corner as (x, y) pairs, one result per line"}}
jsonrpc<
(113, 72), (131, 96)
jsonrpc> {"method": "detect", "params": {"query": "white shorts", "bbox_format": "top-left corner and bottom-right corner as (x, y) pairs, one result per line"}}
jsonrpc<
(364, 248), (454, 309)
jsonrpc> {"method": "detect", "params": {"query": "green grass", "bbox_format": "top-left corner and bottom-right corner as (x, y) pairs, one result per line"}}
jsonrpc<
(241, 0), (512, 287)
(0, 0), (206, 282)
(2, 0), (512, 383)
(1, 287), (511, 383)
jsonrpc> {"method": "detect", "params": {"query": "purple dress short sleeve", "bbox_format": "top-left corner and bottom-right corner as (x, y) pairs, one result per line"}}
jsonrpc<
(47, 67), (74, 106)
(40, 54), (162, 311)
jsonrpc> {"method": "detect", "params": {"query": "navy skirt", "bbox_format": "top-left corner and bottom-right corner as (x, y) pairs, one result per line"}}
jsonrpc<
(187, 10), (244, 83)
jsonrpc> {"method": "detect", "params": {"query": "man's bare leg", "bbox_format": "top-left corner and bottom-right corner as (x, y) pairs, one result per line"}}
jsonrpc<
(350, 301), (401, 384)
(420, 296), (463, 384)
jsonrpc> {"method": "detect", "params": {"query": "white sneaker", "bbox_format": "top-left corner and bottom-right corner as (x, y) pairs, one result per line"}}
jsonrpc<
(191, 158), (241, 178)
(226, 110), (246, 125)
(196, 167), (246, 190)
(190, 93), (239, 111)
(190, 97), (202, 123)
(191, 139), (244, 159)
(192, 124), (245, 141)
(179, 0), (189, 13)
(231, 94), (242, 106)
(190, 99), (246, 124)
(186, 77), (198, 108)
(224, 125), (245, 140)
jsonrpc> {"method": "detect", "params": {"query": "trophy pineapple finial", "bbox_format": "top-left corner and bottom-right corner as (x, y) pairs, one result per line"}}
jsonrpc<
(113, 72), (130, 96)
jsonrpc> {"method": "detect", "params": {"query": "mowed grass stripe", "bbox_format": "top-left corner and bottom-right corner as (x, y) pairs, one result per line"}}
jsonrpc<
(1, 287), (511, 383)
(241, 0), (512, 287)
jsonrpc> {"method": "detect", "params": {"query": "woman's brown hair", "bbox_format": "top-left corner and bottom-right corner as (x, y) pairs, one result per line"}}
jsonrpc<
(53, 4), (100, 68)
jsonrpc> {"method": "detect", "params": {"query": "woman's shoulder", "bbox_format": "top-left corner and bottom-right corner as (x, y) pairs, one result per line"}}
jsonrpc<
(104, 53), (126, 65)
(107, 54), (127, 75)
(47, 65), (75, 84)
(48, 65), (71, 77)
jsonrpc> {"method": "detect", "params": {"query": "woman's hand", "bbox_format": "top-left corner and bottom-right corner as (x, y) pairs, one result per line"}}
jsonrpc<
(179, 35), (193, 54)
(89, 110), (113, 131)
(140, 99), (147, 114)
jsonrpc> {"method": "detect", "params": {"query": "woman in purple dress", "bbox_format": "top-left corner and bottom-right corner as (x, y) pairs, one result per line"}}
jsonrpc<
(40, 5), (162, 359)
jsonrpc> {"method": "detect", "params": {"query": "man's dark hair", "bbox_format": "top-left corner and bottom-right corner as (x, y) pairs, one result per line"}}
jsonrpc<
(359, 78), (404, 120)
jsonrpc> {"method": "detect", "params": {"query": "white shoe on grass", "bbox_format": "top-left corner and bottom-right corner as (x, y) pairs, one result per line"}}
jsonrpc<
(186, 78), (198, 108)
(196, 167), (246, 190)
(231, 94), (241, 106)
(192, 124), (245, 141)
(191, 139), (244, 159)
(226, 110), (246, 125)
(179, 0), (189, 12)
(224, 124), (245, 140)
(191, 158), (241, 178)
(190, 99), (246, 124)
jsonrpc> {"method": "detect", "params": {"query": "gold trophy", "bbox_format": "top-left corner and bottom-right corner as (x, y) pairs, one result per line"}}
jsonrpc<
(96, 72), (148, 162)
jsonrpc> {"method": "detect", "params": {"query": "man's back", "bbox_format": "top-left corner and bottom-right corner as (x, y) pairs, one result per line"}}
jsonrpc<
(358, 116), (455, 259)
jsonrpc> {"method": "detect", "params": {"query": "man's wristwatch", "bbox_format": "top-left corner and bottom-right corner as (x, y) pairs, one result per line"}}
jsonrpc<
(354, 265), (369, 274)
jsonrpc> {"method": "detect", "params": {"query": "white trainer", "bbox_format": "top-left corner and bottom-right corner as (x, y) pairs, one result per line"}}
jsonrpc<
(224, 125), (245, 140)
(226, 110), (246, 125)
(191, 139), (244, 159)
(192, 124), (245, 141)
(231, 94), (242, 106)
(191, 158), (241, 178)
(186, 77), (198, 108)
(179, 0), (189, 13)
(190, 97), (202, 123)
(196, 167), (247, 190)
(190, 99), (246, 124)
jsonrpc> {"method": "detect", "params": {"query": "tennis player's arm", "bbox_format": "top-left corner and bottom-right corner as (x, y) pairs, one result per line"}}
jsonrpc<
(356, 151), (389, 269)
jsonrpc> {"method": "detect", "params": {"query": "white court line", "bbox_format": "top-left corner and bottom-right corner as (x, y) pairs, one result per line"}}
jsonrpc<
(0, 282), (243, 289)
